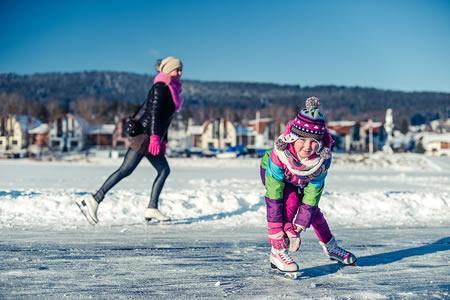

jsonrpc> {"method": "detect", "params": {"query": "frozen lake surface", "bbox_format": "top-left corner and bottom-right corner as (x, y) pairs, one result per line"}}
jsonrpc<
(1, 226), (449, 299)
(1, 154), (449, 298)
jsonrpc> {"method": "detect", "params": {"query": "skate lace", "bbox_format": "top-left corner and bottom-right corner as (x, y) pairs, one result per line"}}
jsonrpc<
(330, 244), (347, 258)
(279, 250), (294, 263)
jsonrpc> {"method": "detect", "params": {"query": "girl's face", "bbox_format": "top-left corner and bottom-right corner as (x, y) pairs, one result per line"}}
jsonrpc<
(169, 67), (183, 80)
(294, 137), (321, 159)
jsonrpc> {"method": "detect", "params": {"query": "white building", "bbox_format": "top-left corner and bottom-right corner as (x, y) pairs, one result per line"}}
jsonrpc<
(87, 124), (115, 149)
(186, 119), (203, 149)
(0, 115), (40, 157)
(28, 123), (50, 158)
(202, 119), (237, 149)
(430, 119), (450, 133)
(246, 117), (275, 149)
(49, 114), (90, 152)
(327, 121), (357, 152)
(421, 133), (450, 156)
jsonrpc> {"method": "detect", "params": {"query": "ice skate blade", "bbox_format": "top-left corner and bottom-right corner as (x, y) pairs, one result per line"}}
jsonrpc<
(146, 219), (173, 225)
(75, 200), (97, 225)
(270, 263), (300, 279)
(329, 258), (358, 266)
(283, 272), (299, 279)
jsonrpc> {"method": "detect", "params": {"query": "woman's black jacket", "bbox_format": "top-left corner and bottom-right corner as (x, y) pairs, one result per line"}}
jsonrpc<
(138, 82), (176, 142)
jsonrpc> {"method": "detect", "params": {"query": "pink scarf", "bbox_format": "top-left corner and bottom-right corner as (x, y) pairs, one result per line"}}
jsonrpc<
(153, 72), (183, 112)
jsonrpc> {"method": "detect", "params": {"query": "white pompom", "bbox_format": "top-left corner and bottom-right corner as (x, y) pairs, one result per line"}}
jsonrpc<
(305, 97), (320, 110)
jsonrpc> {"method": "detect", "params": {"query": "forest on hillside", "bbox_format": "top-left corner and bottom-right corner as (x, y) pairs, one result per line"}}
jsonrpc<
(1, 72), (449, 127)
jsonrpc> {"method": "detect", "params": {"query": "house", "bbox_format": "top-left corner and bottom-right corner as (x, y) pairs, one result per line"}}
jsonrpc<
(421, 133), (450, 156)
(112, 118), (130, 150)
(0, 114), (40, 157)
(328, 120), (386, 153)
(430, 119), (450, 133)
(201, 118), (237, 149)
(48, 114), (90, 152)
(28, 123), (50, 158)
(87, 124), (115, 149)
(246, 116), (276, 148)
(186, 118), (203, 149)
(360, 120), (387, 153)
(327, 121), (357, 152)
(235, 126), (254, 148)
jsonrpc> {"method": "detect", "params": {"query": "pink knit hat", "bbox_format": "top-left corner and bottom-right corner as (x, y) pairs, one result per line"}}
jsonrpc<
(285, 96), (326, 141)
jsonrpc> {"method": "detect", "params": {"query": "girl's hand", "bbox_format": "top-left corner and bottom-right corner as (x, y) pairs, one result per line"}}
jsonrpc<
(285, 223), (302, 252)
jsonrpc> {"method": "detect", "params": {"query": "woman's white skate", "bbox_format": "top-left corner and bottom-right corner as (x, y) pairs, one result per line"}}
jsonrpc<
(74, 194), (99, 225)
(144, 208), (171, 222)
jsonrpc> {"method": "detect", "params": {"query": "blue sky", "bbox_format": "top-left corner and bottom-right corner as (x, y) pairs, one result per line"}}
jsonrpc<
(1, 0), (449, 92)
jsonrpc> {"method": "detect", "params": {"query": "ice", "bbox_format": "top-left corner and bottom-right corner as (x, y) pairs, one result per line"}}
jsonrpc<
(0, 153), (449, 298)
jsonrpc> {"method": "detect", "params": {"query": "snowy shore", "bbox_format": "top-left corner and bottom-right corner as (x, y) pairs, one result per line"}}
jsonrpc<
(1, 153), (449, 229)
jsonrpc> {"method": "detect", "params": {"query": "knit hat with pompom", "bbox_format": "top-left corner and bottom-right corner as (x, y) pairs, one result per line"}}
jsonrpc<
(155, 56), (183, 74)
(289, 96), (327, 140)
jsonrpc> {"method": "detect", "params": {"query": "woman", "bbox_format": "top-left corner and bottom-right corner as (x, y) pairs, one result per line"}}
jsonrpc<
(76, 56), (183, 224)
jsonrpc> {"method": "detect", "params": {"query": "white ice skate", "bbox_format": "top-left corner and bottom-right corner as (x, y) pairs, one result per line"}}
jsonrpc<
(270, 246), (299, 278)
(144, 208), (171, 222)
(320, 236), (357, 265)
(75, 194), (99, 225)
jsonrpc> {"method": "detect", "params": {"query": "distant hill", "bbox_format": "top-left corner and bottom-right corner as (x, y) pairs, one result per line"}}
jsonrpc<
(1, 71), (449, 125)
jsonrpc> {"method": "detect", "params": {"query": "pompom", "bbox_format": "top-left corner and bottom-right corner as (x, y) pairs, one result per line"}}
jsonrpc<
(305, 96), (321, 110)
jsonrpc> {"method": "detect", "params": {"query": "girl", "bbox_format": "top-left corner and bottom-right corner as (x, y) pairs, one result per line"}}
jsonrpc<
(260, 97), (356, 273)
(76, 56), (183, 224)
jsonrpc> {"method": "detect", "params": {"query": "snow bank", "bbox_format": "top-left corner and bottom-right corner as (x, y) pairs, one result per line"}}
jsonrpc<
(1, 153), (449, 228)
(332, 152), (443, 171)
(1, 187), (448, 228)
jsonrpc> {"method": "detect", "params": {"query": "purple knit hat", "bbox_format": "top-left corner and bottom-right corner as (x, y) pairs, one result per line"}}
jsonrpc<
(289, 96), (326, 140)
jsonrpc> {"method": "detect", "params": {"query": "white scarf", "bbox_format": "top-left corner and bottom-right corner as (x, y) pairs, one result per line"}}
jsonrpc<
(273, 134), (331, 177)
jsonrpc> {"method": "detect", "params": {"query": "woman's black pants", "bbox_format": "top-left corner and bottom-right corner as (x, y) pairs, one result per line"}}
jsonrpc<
(93, 148), (170, 209)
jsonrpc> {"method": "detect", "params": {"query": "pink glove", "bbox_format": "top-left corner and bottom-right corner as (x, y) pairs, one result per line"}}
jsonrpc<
(160, 140), (168, 156)
(148, 134), (161, 156)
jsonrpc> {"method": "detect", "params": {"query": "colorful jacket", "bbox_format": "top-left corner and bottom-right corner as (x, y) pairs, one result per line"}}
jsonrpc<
(261, 143), (332, 226)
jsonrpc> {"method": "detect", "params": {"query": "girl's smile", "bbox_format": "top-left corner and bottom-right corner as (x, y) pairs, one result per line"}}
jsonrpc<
(294, 137), (320, 159)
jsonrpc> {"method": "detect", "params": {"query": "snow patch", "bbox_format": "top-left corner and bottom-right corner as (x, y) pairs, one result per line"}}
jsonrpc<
(0, 188), (448, 228)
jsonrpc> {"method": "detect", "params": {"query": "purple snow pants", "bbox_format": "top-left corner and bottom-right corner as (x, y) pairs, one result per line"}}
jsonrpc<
(260, 167), (332, 243)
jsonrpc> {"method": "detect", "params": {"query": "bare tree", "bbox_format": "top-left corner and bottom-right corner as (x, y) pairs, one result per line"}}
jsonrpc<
(71, 97), (109, 124)
(46, 99), (65, 122)
(0, 93), (27, 117)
